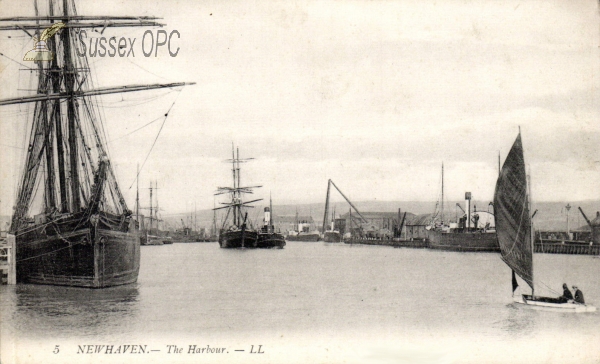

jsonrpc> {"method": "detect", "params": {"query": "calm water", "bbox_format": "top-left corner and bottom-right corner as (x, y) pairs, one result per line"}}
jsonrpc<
(1, 242), (599, 364)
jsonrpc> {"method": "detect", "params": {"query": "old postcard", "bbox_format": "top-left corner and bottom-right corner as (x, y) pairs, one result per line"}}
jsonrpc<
(1, 0), (599, 363)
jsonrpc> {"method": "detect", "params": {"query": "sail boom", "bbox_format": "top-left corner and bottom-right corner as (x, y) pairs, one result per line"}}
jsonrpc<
(0, 82), (195, 106)
(0, 16), (162, 22)
(0, 21), (164, 31)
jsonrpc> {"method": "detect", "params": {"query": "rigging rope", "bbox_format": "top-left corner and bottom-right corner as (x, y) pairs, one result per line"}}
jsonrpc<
(107, 115), (165, 143)
(128, 89), (183, 190)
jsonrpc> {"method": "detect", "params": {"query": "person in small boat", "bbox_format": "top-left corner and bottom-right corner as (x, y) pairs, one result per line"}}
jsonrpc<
(573, 286), (585, 304)
(559, 283), (573, 302)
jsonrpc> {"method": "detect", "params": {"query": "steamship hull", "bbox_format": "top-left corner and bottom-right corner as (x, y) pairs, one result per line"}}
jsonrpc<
(257, 232), (286, 248)
(323, 231), (342, 243)
(16, 225), (140, 288)
(219, 230), (258, 248)
(426, 230), (499, 252)
(286, 233), (320, 242)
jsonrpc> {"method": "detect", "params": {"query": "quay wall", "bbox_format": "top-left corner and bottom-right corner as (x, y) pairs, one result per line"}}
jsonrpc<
(345, 235), (599, 256)
(535, 240), (600, 255)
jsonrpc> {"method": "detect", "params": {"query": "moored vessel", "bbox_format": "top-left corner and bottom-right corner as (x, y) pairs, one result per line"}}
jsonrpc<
(0, 2), (193, 287)
(285, 210), (320, 241)
(215, 146), (262, 249)
(256, 202), (285, 249)
(426, 163), (499, 252)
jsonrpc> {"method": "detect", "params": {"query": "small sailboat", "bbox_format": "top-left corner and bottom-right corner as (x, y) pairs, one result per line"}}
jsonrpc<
(494, 132), (595, 312)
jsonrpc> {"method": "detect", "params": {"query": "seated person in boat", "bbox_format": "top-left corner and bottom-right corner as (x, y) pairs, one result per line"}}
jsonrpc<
(573, 286), (585, 304)
(559, 283), (573, 302)
(559, 283), (573, 303)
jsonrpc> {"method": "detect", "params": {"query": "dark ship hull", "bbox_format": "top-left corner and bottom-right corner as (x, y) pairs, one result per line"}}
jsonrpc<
(323, 231), (342, 242)
(219, 229), (259, 248)
(257, 232), (286, 248)
(426, 230), (499, 252)
(16, 218), (140, 288)
(286, 233), (320, 242)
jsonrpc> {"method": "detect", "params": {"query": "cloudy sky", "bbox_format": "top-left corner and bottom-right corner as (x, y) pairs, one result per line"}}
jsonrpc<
(0, 0), (598, 215)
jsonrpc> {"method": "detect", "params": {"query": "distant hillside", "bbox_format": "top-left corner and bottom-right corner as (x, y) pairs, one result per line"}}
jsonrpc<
(160, 200), (600, 232)
(2, 200), (597, 233)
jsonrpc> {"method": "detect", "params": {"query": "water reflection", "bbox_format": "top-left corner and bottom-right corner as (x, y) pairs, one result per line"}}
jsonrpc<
(497, 303), (536, 337)
(6, 283), (139, 338)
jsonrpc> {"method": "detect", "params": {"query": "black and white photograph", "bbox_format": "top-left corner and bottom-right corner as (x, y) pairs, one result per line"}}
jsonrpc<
(0, 0), (599, 363)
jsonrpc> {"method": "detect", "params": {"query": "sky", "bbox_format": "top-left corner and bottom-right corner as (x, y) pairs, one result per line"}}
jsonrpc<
(0, 0), (599, 216)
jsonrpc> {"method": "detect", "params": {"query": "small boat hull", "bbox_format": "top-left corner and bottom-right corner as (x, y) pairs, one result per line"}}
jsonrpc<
(514, 294), (597, 313)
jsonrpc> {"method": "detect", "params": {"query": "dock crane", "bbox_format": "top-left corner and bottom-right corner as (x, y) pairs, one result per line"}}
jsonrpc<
(579, 207), (592, 227)
(322, 179), (368, 234)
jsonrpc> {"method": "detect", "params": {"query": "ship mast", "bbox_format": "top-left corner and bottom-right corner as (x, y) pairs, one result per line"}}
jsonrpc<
(213, 145), (262, 228)
(136, 164), (139, 228)
(0, 2), (194, 232)
(149, 182), (153, 231)
(61, 0), (81, 212)
(232, 144), (237, 226)
(441, 162), (444, 225)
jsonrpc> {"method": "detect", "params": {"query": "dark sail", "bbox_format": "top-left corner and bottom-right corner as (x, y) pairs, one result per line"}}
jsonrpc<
(494, 133), (533, 291)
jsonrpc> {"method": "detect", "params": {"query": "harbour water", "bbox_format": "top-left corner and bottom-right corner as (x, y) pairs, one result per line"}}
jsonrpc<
(1, 242), (599, 363)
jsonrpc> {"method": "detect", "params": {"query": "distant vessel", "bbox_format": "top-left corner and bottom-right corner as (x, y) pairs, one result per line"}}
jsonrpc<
(323, 204), (342, 242)
(286, 209), (320, 241)
(495, 132), (595, 312)
(287, 232), (320, 242)
(206, 200), (219, 242)
(139, 181), (166, 246)
(256, 198), (285, 249)
(426, 163), (499, 252)
(0, 2), (193, 287)
(323, 219), (342, 243)
(215, 146), (262, 248)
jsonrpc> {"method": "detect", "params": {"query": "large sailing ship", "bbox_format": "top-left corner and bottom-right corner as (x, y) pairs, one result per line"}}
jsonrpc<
(0, 1), (192, 287)
(494, 132), (595, 312)
(215, 146), (262, 248)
